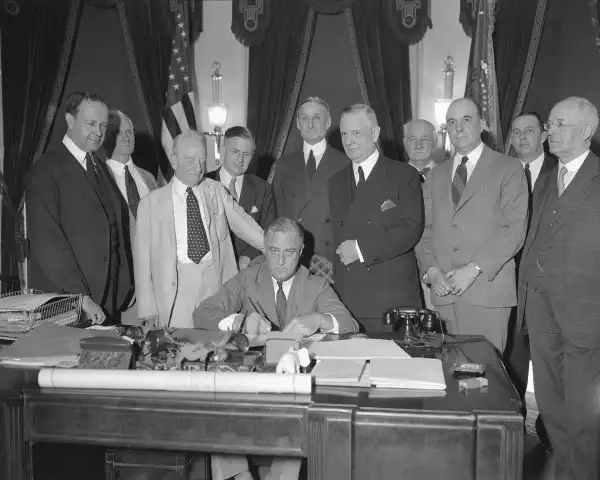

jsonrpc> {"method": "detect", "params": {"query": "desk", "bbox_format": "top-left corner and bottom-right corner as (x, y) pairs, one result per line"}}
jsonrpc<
(0, 335), (523, 480)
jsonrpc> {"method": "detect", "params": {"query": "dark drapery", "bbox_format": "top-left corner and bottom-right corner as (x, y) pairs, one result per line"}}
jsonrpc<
(117, 0), (174, 181)
(248, 1), (316, 179)
(304, 0), (355, 13)
(0, 0), (83, 291)
(349, 0), (412, 161)
(493, 0), (548, 145)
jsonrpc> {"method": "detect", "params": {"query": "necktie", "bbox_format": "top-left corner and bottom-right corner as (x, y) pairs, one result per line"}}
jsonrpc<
(228, 177), (238, 202)
(557, 165), (568, 197)
(276, 281), (287, 328)
(524, 163), (532, 194)
(186, 187), (210, 263)
(357, 166), (366, 187)
(124, 165), (141, 219)
(451, 156), (469, 208)
(419, 167), (431, 177)
(306, 150), (316, 181)
(85, 153), (99, 190)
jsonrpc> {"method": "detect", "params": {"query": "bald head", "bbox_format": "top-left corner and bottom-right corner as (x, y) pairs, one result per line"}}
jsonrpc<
(547, 96), (598, 163)
(170, 130), (207, 186)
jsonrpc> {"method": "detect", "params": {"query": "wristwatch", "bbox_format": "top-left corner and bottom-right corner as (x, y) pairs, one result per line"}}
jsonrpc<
(422, 269), (431, 285)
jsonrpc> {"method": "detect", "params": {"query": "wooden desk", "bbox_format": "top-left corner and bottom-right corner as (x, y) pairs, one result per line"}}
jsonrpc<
(0, 335), (523, 480)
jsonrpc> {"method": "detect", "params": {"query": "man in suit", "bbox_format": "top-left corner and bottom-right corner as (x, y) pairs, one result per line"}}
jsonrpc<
(329, 104), (423, 332)
(134, 130), (264, 329)
(194, 217), (357, 480)
(104, 110), (159, 325)
(272, 96), (348, 268)
(205, 126), (276, 270)
(27, 91), (133, 324)
(519, 97), (600, 479)
(404, 119), (438, 311)
(504, 112), (555, 451)
(417, 98), (528, 351)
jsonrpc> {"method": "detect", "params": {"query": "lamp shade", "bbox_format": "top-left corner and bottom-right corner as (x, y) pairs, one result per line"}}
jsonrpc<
(208, 103), (228, 129)
(434, 98), (452, 127)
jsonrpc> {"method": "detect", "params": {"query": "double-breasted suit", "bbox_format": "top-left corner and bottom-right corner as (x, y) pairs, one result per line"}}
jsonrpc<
(329, 154), (424, 330)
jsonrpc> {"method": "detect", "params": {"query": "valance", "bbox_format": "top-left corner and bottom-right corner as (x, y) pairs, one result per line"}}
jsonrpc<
(304, 0), (355, 14)
(386, 0), (432, 45)
(460, 0), (478, 37)
(231, 0), (271, 47)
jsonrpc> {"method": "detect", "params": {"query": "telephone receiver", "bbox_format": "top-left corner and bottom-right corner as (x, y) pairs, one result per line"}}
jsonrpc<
(382, 307), (440, 335)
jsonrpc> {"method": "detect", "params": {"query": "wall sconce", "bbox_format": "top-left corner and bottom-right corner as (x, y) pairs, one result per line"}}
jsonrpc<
(434, 56), (455, 155)
(205, 61), (228, 164)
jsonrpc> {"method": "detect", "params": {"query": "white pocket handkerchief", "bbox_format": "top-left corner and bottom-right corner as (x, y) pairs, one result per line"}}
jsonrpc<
(250, 205), (259, 213)
(381, 199), (396, 212)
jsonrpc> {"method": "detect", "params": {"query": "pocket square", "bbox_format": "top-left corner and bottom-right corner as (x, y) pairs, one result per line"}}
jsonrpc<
(381, 199), (396, 211)
(250, 206), (259, 213)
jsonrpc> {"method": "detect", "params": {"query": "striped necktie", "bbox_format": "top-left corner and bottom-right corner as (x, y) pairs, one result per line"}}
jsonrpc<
(276, 281), (287, 328)
(451, 156), (469, 208)
(228, 177), (238, 202)
(557, 165), (568, 197)
(124, 165), (141, 218)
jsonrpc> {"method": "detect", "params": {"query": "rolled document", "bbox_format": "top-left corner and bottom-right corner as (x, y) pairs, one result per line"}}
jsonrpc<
(38, 369), (312, 395)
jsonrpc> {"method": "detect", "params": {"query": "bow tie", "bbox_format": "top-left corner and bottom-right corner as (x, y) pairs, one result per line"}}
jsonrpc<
(419, 167), (431, 177)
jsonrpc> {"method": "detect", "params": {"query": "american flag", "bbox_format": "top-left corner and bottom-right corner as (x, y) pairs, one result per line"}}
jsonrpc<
(160, 2), (198, 182)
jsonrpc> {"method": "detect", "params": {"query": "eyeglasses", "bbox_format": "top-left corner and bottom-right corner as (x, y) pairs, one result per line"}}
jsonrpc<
(543, 120), (587, 132)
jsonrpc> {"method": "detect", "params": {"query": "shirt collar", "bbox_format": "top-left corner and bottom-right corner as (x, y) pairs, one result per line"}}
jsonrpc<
(561, 149), (590, 172)
(521, 152), (544, 170)
(303, 138), (327, 158)
(456, 141), (484, 165)
(409, 159), (436, 172)
(62, 135), (87, 166)
(352, 149), (379, 179)
(272, 274), (295, 290)
(106, 158), (133, 175)
(172, 175), (198, 199)
(219, 167), (242, 186)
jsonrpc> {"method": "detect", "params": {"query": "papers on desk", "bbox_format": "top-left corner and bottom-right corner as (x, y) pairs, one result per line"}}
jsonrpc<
(311, 359), (370, 387)
(308, 338), (411, 360)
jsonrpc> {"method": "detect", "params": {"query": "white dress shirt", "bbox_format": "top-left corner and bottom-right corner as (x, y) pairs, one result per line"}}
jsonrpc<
(452, 141), (485, 181)
(409, 159), (436, 174)
(106, 158), (150, 204)
(352, 149), (379, 263)
(172, 176), (213, 264)
(559, 149), (590, 191)
(63, 135), (87, 169)
(303, 138), (327, 168)
(218, 167), (244, 200)
(520, 152), (545, 191)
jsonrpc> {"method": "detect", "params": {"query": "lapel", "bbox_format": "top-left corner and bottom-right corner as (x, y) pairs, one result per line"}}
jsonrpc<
(286, 266), (308, 322)
(238, 173), (256, 214)
(547, 152), (600, 239)
(196, 179), (216, 257)
(158, 183), (177, 266)
(348, 155), (388, 218)
(334, 164), (354, 221)
(290, 153), (311, 215)
(255, 263), (279, 327)
(298, 147), (346, 216)
(59, 144), (103, 205)
(531, 154), (557, 212)
(454, 146), (495, 215)
(438, 157), (453, 204)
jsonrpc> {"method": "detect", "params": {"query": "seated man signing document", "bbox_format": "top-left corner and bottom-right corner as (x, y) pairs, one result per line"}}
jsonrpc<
(193, 217), (359, 337)
(194, 217), (358, 480)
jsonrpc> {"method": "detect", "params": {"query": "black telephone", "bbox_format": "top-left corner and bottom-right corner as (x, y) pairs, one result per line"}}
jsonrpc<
(382, 307), (441, 336)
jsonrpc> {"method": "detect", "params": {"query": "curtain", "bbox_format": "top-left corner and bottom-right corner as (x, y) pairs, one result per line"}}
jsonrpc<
(0, 0), (83, 291)
(248, 1), (316, 180)
(304, 0), (355, 13)
(348, 0), (412, 162)
(493, 0), (548, 149)
(117, 0), (174, 181)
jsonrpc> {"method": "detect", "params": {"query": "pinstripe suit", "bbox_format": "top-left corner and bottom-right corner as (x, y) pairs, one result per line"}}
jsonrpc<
(417, 145), (529, 350)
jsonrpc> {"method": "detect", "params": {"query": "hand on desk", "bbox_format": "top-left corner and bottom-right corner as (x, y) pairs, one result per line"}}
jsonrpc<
(283, 313), (333, 337)
(231, 312), (272, 335)
(82, 295), (105, 325)
(446, 263), (481, 296)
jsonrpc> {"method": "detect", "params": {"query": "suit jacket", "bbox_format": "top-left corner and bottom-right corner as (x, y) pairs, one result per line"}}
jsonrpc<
(417, 145), (529, 308)
(329, 155), (424, 320)
(26, 143), (133, 312)
(134, 178), (265, 325)
(272, 146), (348, 262)
(206, 169), (276, 259)
(517, 152), (600, 346)
(193, 262), (359, 333)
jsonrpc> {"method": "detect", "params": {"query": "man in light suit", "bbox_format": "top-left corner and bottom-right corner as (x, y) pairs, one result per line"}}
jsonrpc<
(27, 91), (133, 325)
(329, 104), (424, 332)
(205, 126), (276, 269)
(134, 130), (265, 329)
(417, 98), (528, 351)
(404, 118), (438, 311)
(104, 110), (159, 325)
(272, 96), (348, 268)
(519, 97), (600, 479)
(504, 112), (555, 452)
(195, 217), (358, 480)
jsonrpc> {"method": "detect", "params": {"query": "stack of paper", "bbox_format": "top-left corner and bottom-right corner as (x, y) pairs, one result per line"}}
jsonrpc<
(311, 358), (370, 387)
(308, 338), (410, 360)
(369, 358), (446, 390)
